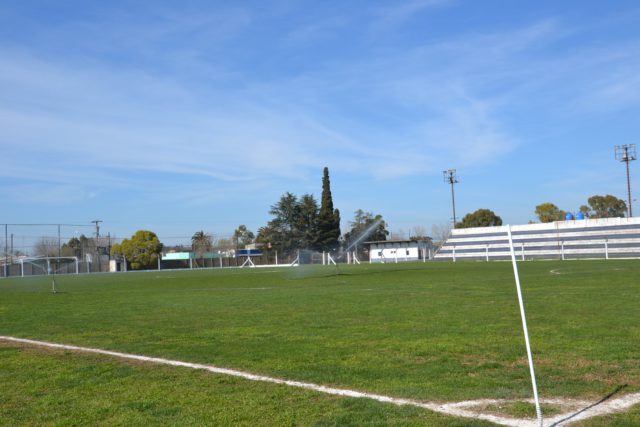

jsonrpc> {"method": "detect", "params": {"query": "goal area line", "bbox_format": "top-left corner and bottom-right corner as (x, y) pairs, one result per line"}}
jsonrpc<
(1, 335), (638, 426)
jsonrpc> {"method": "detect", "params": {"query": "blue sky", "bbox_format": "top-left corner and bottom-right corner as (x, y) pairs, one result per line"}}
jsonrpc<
(2, 0), (640, 246)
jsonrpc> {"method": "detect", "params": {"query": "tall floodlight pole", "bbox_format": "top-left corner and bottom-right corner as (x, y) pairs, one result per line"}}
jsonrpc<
(443, 169), (459, 228)
(92, 220), (102, 272)
(615, 144), (636, 217)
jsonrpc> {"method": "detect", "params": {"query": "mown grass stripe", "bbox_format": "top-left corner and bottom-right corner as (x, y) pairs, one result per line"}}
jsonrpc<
(0, 335), (531, 426)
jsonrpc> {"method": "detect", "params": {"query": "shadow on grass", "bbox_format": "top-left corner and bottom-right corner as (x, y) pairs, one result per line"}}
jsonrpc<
(550, 384), (628, 426)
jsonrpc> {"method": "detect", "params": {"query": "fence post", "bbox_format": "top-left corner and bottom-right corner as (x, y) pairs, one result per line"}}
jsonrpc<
(561, 241), (565, 261)
(486, 245), (489, 262)
(605, 240), (609, 260)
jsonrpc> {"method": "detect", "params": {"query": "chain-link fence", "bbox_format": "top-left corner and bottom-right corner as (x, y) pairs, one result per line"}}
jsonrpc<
(1, 223), (114, 278)
(1, 223), (353, 278)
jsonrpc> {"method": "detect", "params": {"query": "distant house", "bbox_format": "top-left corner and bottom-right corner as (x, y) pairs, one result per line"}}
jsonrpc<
(367, 239), (433, 263)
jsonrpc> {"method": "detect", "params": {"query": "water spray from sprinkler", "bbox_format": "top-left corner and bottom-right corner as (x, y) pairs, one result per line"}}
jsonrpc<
(345, 218), (384, 253)
(332, 218), (384, 274)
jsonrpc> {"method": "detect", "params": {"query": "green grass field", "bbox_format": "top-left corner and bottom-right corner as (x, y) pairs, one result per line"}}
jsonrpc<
(1, 260), (639, 425)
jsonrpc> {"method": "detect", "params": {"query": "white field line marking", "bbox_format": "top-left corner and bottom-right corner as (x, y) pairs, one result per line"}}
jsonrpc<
(549, 269), (563, 275)
(2, 336), (639, 427)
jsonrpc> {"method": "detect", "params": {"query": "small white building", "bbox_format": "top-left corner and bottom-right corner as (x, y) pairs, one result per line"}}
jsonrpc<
(367, 240), (432, 263)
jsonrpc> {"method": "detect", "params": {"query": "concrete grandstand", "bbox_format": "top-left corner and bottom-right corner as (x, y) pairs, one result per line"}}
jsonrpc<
(435, 217), (640, 261)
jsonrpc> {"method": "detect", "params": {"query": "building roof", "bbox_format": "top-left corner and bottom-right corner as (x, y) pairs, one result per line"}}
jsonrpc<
(365, 239), (430, 244)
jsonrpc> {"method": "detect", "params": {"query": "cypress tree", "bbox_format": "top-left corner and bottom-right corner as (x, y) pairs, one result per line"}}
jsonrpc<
(316, 167), (341, 251)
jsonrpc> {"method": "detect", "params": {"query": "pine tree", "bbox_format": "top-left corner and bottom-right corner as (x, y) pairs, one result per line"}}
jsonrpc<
(316, 167), (341, 251)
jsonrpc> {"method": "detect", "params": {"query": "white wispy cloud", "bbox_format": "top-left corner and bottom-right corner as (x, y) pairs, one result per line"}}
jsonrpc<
(283, 16), (348, 46)
(0, 183), (97, 204)
(2, 6), (639, 213)
(370, 0), (454, 30)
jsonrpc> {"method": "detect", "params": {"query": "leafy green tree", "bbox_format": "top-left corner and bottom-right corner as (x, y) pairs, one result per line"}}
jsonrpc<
(62, 234), (91, 259)
(457, 209), (502, 228)
(316, 167), (341, 251)
(256, 168), (340, 255)
(255, 226), (277, 250)
(297, 194), (319, 249)
(579, 205), (591, 218)
(257, 192), (303, 255)
(585, 195), (627, 218)
(61, 236), (83, 257)
(232, 225), (255, 249)
(110, 230), (163, 270)
(343, 209), (389, 254)
(191, 231), (213, 265)
(256, 192), (322, 255)
(534, 202), (566, 223)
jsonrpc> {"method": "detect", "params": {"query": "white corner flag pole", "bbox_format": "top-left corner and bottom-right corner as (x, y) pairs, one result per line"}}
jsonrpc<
(507, 225), (543, 426)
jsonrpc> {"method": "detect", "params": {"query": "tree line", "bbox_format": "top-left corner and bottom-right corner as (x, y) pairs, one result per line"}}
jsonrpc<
(44, 181), (630, 269)
(254, 167), (391, 256)
(534, 195), (627, 223)
(105, 167), (392, 269)
(455, 194), (628, 229)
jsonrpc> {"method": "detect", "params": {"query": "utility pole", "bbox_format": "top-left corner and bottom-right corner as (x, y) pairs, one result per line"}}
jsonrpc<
(443, 169), (459, 228)
(615, 144), (636, 217)
(4, 224), (7, 278)
(92, 220), (102, 272)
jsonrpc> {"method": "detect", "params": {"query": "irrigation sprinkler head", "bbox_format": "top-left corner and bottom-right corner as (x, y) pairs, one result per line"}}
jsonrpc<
(334, 261), (341, 276)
